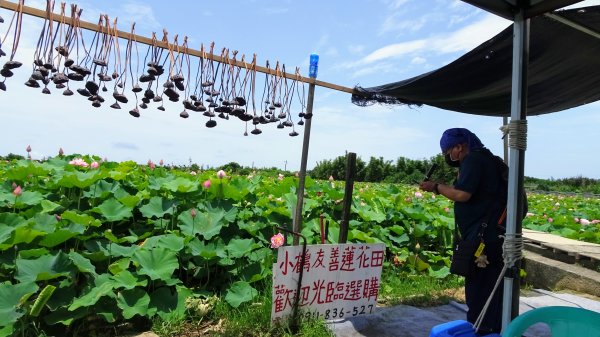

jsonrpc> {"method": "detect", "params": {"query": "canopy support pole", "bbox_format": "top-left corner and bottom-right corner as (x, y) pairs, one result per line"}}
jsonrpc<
(292, 81), (316, 245)
(502, 9), (529, 329)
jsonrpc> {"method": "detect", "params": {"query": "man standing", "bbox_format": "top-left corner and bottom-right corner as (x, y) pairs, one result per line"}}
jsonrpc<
(420, 128), (507, 334)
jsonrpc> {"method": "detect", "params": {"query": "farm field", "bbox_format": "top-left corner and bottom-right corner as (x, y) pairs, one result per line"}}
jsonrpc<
(0, 155), (599, 336)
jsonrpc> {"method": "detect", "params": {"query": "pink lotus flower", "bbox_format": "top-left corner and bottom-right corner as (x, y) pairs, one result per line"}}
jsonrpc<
(414, 191), (423, 199)
(190, 171), (197, 176)
(548, 217), (553, 223)
(574, 217), (580, 223)
(69, 158), (89, 168)
(592, 220), (600, 224)
(217, 170), (226, 179)
(203, 180), (211, 189)
(55, 214), (62, 221)
(190, 208), (197, 219)
(526, 212), (534, 217)
(159, 159), (164, 166)
(295, 172), (299, 177)
(270, 233), (285, 248)
(328, 175), (334, 181)
(13, 185), (22, 196)
(90, 161), (99, 169)
(278, 173), (284, 181)
(26, 145), (31, 153)
(58, 147), (64, 156)
(580, 219), (591, 226)
(444, 207), (450, 213)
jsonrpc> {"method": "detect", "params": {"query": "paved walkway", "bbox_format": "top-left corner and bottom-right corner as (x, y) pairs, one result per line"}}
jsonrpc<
(327, 289), (600, 336)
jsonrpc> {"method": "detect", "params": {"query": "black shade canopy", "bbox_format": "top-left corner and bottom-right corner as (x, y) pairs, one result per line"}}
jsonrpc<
(352, 5), (600, 117)
(463, 0), (583, 20)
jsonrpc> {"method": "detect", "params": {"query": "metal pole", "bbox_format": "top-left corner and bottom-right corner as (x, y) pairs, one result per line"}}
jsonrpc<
(503, 117), (509, 164)
(292, 81), (316, 245)
(502, 10), (529, 329)
(338, 152), (357, 243)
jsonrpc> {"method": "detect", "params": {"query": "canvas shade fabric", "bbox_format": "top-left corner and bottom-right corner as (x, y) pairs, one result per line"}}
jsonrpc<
(351, 5), (600, 117)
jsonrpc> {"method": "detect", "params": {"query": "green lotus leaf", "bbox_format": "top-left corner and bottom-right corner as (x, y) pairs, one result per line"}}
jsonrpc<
(0, 281), (39, 325)
(83, 180), (121, 199)
(0, 324), (14, 336)
(68, 251), (96, 275)
(61, 210), (103, 227)
(112, 270), (147, 290)
(221, 178), (251, 201)
(15, 251), (75, 283)
(237, 220), (269, 236)
(142, 234), (184, 252)
(0, 224), (14, 246)
(18, 248), (49, 258)
(93, 198), (133, 222)
(5, 160), (49, 180)
(39, 223), (84, 247)
(178, 207), (235, 240)
(116, 192), (141, 208)
(5, 225), (46, 250)
(117, 288), (151, 319)
(139, 196), (175, 219)
(84, 240), (138, 258)
(14, 190), (44, 207)
(132, 247), (178, 281)
(40, 200), (61, 213)
(68, 280), (115, 311)
(225, 281), (257, 308)
(163, 177), (198, 193)
(186, 238), (218, 259)
(57, 170), (105, 189)
(108, 258), (130, 275)
(225, 238), (258, 259)
(149, 286), (191, 321)
(44, 306), (87, 326)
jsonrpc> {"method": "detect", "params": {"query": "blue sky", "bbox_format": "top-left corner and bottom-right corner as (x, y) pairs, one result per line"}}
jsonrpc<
(1, 0), (599, 179)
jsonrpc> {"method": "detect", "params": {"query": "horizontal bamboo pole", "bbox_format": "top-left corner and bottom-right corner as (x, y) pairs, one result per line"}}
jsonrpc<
(0, 0), (356, 94)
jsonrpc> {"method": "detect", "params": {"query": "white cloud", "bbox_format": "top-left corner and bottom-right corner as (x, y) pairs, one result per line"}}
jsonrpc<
(411, 56), (426, 65)
(347, 44), (365, 55)
(363, 39), (427, 63)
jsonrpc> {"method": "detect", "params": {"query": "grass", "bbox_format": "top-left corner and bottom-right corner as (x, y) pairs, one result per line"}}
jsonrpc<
(150, 269), (465, 336)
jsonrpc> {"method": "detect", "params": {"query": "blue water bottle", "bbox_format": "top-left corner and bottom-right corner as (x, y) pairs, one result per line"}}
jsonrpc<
(309, 53), (319, 79)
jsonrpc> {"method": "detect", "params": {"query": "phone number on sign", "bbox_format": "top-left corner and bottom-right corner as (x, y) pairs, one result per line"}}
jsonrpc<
(302, 304), (375, 320)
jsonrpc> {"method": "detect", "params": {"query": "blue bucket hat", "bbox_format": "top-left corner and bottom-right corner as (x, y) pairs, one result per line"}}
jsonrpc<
(439, 128), (484, 153)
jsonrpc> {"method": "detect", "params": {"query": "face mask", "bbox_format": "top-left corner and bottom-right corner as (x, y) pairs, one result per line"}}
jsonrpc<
(444, 151), (460, 167)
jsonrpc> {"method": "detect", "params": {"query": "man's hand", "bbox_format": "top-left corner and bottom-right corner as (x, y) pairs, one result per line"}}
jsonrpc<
(419, 180), (436, 193)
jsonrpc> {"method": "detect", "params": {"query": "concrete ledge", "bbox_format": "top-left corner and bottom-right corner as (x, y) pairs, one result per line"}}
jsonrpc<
(523, 250), (600, 297)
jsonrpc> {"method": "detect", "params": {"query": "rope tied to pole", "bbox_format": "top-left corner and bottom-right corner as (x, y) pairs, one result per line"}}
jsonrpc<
(500, 119), (528, 150)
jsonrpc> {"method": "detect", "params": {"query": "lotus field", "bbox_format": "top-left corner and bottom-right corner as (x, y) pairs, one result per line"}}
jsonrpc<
(0, 156), (599, 335)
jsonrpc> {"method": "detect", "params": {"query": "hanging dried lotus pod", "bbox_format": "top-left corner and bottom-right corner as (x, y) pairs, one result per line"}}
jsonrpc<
(203, 111), (215, 118)
(230, 108), (244, 116)
(268, 105), (276, 111)
(70, 65), (90, 75)
(234, 97), (246, 106)
(90, 95), (105, 103)
(278, 112), (287, 119)
(67, 72), (84, 81)
(129, 107), (140, 117)
(153, 96), (162, 102)
(277, 123), (284, 129)
(117, 82), (124, 89)
(252, 116), (260, 125)
(190, 95), (198, 101)
(139, 74), (155, 83)
(297, 120), (304, 126)
(141, 97), (150, 104)
(113, 92), (128, 103)
(205, 98), (214, 103)
(146, 66), (158, 76)
(42, 87), (51, 94)
(283, 121), (294, 127)
(239, 114), (253, 122)
(64, 58), (74, 67)
(273, 102), (282, 108)
(34, 59), (44, 66)
(98, 74), (112, 82)
(3, 60), (22, 69)
(205, 120), (217, 128)
(0, 49), (5, 57)
(139, 102), (148, 109)
(92, 100), (101, 108)
(259, 116), (268, 124)
(144, 89), (155, 99)
(164, 87), (178, 99)
(208, 102), (218, 108)
(77, 88), (91, 97)
(63, 88), (73, 96)
(157, 105), (166, 111)
(196, 104), (206, 112)
(25, 79), (40, 88)
(298, 112), (305, 118)
(289, 131), (299, 137)
(31, 71), (44, 81)
(43, 63), (53, 70)
(93, 58), (108, 67)
(0, 15), (3, 23)
(251, 128), (262, 135)
(0, 68), (13, 77)
(52, 73), (69, 85)
(85, 81), (99, 95)
(55, 83), (66, 89)
(183, 100), (194, 110)
(110, 102), (121, 109)
(174, 80), (185, 91)
(111, 72), (118, 79)
(180, 110), (189, 118)
(0, 82), (6, 91)
(38, 67), (49, 77)
(42, 78), (51, 85)
(221, 100), (231, 107)
(217, 113), (227, 119)
(163, 81), (175, 89)
(244, 131), (248, 136)
(201, 81), (213, 87)
(171, 74), (184, 82)
(55, 46), (69, 57)
(132, 83), (143, 93)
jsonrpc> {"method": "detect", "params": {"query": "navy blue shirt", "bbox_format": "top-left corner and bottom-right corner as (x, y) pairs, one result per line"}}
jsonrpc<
(453, 148), (506, 243)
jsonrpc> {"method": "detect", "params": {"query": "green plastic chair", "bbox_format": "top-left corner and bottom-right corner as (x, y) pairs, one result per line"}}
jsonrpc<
(502, 306), (600, 337)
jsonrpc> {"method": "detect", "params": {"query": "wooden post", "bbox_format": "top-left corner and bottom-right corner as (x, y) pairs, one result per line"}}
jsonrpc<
(338, 152), (356, 243)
